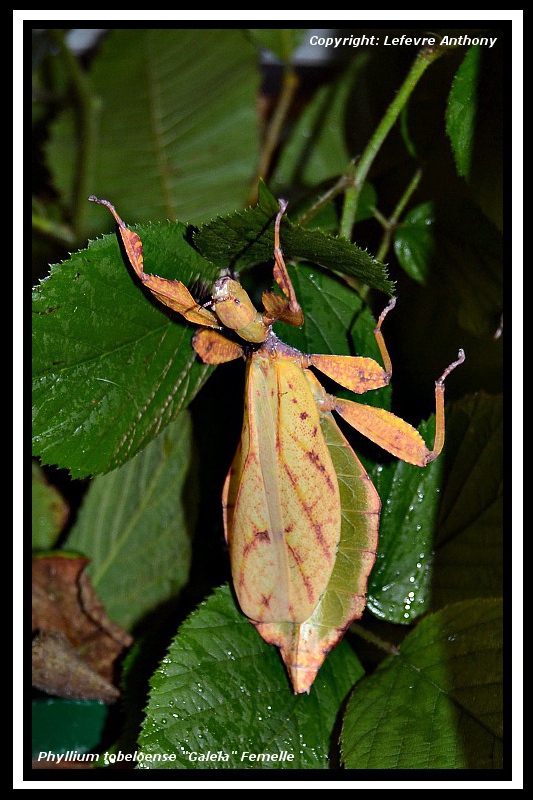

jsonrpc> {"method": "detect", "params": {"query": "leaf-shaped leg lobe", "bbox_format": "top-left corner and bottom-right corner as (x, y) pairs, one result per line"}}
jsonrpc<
(89, 196), (220, 328)
(192, 328), (244, 364)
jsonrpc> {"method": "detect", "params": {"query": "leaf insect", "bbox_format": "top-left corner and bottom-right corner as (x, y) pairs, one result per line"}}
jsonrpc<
(89, 195), (465, 694)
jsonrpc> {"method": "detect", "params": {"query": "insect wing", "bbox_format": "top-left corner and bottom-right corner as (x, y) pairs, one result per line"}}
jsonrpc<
(223, 354), (341, 626)
(256, 389), (380, 694)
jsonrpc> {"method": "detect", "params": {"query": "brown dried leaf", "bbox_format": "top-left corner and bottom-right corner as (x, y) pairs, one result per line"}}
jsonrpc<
(32, 554), (133, 699)
(32, 631), (119, 703)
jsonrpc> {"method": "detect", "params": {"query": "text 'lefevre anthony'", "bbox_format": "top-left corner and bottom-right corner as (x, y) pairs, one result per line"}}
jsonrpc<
(308, 34), (498, 48)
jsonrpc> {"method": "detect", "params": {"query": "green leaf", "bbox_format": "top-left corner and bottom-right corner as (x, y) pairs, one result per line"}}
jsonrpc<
(32, 462), (69, 550)
(398, 199), (502, 340)
(446, 46), (482, 178)
(267, 217), (391, 296)
(137, 585), (363, 769)
(195, 183), (393, 294)
(293, 183), (377, 235)
(443, 203), (502, 339)
(46, 29), (260, 232)
(32, 222), (219, 477)
(247, 29), (308, 62)
(366, 394), (503, 622)
(275, 263), (365, 355)
(432, 393), (503, 606)
(271, 57), (369, 191)
(32, 698), (110, 758)
(350, 181), (379, 225)
(340, 598), (503, 769)
(399, 103), (417, 159)
(393, 201), (435, 284)
(63, 413), (196, 631)
(367, 416), (443, 623)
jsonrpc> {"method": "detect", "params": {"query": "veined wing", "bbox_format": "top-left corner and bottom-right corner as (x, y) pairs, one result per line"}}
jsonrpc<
(223, 352), (341, 624)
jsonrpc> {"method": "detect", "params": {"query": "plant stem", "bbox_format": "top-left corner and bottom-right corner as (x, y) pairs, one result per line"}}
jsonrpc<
(340, 46), (443, 242)
(295, 168), (354, 227)
(32, 213), (77, 248)
(247, 65), (299, 206)
(375, 167), (422, 263)
(50, 29), (102, 241)
(349, 622), (400, 656)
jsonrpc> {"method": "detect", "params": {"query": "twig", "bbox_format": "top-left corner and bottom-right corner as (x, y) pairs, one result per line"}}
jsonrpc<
(340, 46), (444, 242)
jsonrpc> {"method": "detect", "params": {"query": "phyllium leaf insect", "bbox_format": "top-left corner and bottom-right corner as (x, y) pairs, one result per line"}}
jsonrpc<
(90, 195), (464, 694)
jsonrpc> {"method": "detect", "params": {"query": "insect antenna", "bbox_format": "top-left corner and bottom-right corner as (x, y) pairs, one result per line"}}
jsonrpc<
(188, 276), (216, 308)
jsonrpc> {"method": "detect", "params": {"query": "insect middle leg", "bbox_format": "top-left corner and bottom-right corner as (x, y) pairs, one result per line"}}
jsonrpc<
(372, 296), (397, 376)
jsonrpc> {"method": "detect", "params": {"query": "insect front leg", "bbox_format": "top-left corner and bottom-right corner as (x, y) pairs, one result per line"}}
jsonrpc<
(89, 196), (220, 328)
(192, 328), (245, 365)
(261, 200), (304, 328)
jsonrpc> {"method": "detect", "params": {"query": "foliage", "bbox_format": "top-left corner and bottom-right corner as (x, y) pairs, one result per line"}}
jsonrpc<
(31, 27), (503, 772)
